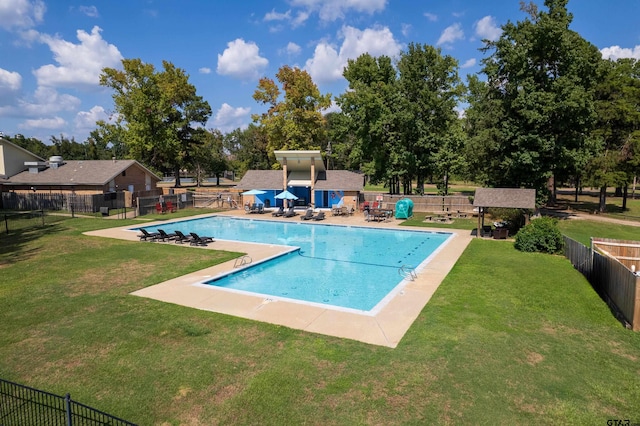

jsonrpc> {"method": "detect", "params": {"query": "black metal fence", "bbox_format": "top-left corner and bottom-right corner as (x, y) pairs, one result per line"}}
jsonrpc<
(0, 378), (136, 425)
(0, 211), (70, 235)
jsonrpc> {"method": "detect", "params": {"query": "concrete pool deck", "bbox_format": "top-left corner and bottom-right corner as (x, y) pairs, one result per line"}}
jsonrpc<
(85, 209), (472, 348)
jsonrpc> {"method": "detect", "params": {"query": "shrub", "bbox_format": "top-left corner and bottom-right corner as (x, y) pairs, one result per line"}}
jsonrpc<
(514, 217), (564, 254)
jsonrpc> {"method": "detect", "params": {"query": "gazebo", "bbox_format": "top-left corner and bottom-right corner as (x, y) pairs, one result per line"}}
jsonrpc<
(473, 188), (536, 238)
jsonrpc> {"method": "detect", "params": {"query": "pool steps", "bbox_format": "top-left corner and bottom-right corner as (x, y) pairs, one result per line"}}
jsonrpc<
(398, 265), (417, 281)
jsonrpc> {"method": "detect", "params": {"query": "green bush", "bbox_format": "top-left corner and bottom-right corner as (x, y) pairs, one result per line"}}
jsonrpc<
(514, 217), (564, 254)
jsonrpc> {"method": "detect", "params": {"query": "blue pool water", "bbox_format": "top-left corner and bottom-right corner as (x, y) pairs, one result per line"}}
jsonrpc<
(140, 216), (452, 312)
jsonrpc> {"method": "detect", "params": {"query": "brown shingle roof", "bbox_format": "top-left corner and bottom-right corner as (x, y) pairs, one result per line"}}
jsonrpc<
(314, 170), (364, 191)
(473, 188), (536, 209)
(235, 170), (284, 190)
(6, 160), (159, 186)
(235, 169), (364, 191)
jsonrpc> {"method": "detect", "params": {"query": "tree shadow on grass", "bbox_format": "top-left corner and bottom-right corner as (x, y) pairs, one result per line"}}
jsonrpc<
(566, 200), (625, 215)
(0, 224), (65, 266)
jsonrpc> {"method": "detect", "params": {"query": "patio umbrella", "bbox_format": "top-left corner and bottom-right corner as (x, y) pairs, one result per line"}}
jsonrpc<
(275, 190), (298, 209)
(274, 190), (298, 200)
(242, 189), (267, 195)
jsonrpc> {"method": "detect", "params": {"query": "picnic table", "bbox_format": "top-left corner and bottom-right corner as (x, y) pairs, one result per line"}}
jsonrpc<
(367, 209), (392, 222)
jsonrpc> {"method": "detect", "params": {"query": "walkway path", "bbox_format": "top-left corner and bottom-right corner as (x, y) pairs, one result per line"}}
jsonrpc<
(541, 207), (640, 227)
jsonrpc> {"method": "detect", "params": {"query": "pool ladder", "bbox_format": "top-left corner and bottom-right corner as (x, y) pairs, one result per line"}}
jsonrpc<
(399, 265), (417, 281)
(234, 255), (252, 268)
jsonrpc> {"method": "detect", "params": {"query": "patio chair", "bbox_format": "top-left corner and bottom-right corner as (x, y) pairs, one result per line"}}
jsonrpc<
(173, 230), (192, 244)
(165, 201), (177, 213)
(271, 206), (285, 217)
(155, 203), (164, 214)
(283, 206), (297, 218)
(138, 228), (160, 241)
(312, 211), (326, 221)
(156, 229), (176, 242)
(300, 209), (315, 220)
(189, 232), (214, 246)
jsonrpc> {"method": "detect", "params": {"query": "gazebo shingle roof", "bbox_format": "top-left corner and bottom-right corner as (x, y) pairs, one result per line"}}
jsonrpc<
(473, 188), (536, 209)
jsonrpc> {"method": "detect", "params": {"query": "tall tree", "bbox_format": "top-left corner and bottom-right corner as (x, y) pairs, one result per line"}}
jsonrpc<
(188, 129), (227, 186)
(474, 0), (602, 202)
(223, 124), (273, 176)
(397, 43), (464, 194)
(336, 54), (401, 192)
(587, 58), (640, 211)
(252, 66), (331, 158)
(99, 59), (211, 186)
(49, 134), (86, 159)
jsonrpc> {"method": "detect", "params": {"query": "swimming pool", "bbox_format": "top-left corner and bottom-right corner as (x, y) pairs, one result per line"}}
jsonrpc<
(141, 216), (452, 313)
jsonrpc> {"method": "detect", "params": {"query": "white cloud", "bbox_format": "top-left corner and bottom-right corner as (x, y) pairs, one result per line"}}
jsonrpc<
(0, 69), (22, 112)
(474, 16), (501, 41)
(461, 58), (476, 68)
(199, 67), (212, 74)
(217, 38), (268, 80)
(19, 86), (81, 116)
(305, 43), (343, 83)
(401, 23), (411, 37)
(424, 12), (438, 22)
(0, 0), (46, 30)
(33, 26), (123, 88)
(264, 9), (291, 21)
(78, 5), (99, 18)
(19, 116), (66, 130)
(340, 26), (401, 62)
(74, 105), (108, 131)
(292, 11), (310, 27)
(286, 42), (302, 55)
(437, 23), (464, 46)
(600, 45), (640, 60)
(0, 69), (22, 92)
(212, 103), (251, 133)
(277, 0), (387, 24)
(263, 7), (308, 28)
(304, 25), (402, 84)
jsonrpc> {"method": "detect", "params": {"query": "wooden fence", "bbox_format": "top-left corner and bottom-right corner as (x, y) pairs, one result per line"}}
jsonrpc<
(592, 238), (640, 272)
(361, 194), (474, 213)
(1, 192), (128, 214)
(563, 236), (640, 330)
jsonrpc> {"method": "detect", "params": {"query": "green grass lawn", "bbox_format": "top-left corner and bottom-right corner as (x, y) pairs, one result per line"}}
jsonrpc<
(558, 219), (640, 246)
(557, 189), (640, 221)
(1, 214), (639, 424)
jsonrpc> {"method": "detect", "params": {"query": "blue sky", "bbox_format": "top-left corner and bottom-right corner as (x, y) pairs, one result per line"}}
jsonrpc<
(1, 0), (639, 143)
